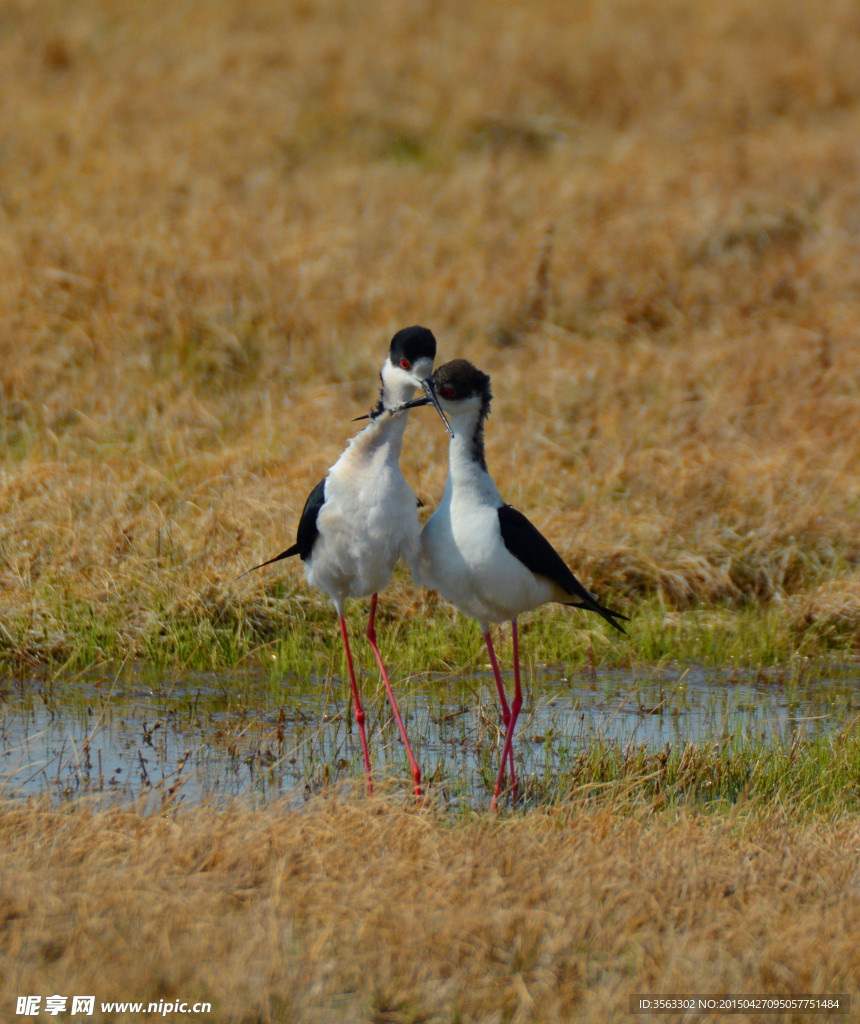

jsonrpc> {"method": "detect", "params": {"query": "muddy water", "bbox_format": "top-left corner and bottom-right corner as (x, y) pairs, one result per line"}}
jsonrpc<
(1, 663), (856, 806)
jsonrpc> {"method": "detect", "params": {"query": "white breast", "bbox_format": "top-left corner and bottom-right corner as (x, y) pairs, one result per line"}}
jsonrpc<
(418, 482), (555, 630)
(305, 424), (419, 610)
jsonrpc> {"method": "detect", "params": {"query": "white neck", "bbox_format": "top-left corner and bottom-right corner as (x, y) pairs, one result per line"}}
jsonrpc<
(443, 407), (502, 506)
(345, 403), (410, 465)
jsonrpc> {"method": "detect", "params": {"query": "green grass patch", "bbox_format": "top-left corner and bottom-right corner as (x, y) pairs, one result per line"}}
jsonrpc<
(1, 589), (858, 678)
(514, 728), (860, 819)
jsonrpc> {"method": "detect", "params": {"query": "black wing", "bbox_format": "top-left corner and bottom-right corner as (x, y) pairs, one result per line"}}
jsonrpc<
(497, 504), (628, 633)
(293, 479), (326, 560)
(240, 478), (325, 576)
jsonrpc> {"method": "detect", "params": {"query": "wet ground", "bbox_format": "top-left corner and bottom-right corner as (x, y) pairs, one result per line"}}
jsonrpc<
(1, 662), (857, 807)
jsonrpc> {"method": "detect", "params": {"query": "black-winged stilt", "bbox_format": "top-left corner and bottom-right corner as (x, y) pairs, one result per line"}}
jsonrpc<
(244, 327), (452, 797)
(412, 359), (627, 809)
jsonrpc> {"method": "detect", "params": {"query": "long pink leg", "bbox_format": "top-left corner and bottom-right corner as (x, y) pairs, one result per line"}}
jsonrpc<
(366, 593), (422, 797)
(483, 630), (515, 796)
(491, 619), (523, 811)
(339, 616), (373, 795)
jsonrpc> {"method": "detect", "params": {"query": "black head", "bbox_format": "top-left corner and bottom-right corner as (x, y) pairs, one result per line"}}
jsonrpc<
(432, 359), (492, 409)
(361, 325), (453, 435)
(429, 359), (492, 469)
(388, 325), (437, 373)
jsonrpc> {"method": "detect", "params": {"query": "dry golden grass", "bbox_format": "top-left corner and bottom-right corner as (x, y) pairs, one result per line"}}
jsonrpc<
(1, 794), (857, 1022)
(2, 0), (860, 666)
(4, 8), (859, 1016)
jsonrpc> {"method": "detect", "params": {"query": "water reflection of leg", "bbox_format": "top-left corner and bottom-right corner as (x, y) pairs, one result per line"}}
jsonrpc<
(339, 615), (373, 795)
(366, 593), (422, 798)
(484, 628), (516, 803)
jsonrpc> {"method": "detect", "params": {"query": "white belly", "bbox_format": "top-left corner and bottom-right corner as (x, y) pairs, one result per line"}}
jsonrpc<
(418, 495), (554, 630)
(306, 459), (419, 610)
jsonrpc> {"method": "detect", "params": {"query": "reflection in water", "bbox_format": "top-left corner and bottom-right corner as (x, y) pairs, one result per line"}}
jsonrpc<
(1, 663), (856, 807)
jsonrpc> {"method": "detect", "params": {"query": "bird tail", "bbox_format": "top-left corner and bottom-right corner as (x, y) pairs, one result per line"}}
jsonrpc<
(237, 544), (300, 580)
(564, 597), (629, 634)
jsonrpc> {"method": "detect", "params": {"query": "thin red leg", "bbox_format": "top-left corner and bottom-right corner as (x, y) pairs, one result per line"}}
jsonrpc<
(366, 593), (422, 797)
(339, 616), (373, 795)
(484, 629), (515, 796)
(491, 619), (523, 811)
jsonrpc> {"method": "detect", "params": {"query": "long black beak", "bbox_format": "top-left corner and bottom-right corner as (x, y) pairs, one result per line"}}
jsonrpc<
(353, 381), (454, 436)
(419, 378), (454, 437)
(399, 396), (430, 411)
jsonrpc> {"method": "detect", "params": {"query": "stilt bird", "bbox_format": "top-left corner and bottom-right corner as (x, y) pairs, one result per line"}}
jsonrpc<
(412, 359), (627, 808)
(244, 327), (452, 797)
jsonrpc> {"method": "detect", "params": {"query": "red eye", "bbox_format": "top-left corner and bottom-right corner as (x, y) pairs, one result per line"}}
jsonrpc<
(400, 358), (411, 370)
(440, 386), (454, 399)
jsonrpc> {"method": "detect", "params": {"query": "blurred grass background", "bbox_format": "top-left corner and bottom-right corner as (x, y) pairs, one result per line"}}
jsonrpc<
(1, 0), (860, 669)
